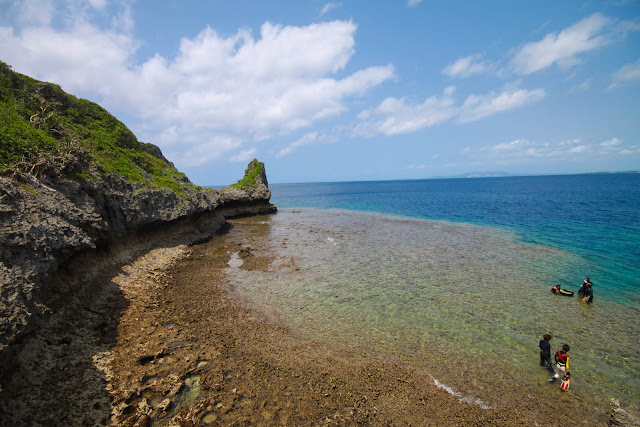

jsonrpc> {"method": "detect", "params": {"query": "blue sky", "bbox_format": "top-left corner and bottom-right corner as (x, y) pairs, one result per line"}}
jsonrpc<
(1, 0), (639, 185)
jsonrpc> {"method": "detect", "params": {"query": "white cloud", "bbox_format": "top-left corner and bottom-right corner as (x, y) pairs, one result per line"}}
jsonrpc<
(569, 145), (589, 153)
(320, 2), (341, 16)
(356, 86), (457, 136)
(511, 13), (613, 74)
(489, 139), (533, 152)
(569, 78), (592, 93)
(442, 54), (490, 78)
(88, 0), (107, 9)
(0, 21), (139, 97)
(609, 58), (640, 89)
(619, 147), (640, 155)
(445, 13), (639, 80)
(408, 0), (423, 6)
(278, 132), (319, 157)
(356, 84), (546, 136)
(277, 131), (338, 157)
(458, 87), (545, 123)
(467, 137), (639, 163)
(600, 137), (623, 148)
(10, 0), (55, 26)
(0, 8), (393, 168)
(170, 136), (243, 167)
(229, 148), (257, 163)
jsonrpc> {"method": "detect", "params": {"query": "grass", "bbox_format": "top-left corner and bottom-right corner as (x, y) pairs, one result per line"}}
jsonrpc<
(231, 159), (265, 191)
(0, 60), (196, 195)
(19, 182), (39, 196)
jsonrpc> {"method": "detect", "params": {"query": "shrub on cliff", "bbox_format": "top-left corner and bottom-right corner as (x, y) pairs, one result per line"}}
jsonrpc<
(0, 61), (192, 194)
(232, 159), (268, 191)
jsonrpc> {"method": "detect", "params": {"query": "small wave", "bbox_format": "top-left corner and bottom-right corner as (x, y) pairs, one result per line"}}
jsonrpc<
(428, 374), (491, 409)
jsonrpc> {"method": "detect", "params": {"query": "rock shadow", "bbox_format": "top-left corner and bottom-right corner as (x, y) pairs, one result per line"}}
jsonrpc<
(0, 214), (227, 426)
(0, 242), (130, 426)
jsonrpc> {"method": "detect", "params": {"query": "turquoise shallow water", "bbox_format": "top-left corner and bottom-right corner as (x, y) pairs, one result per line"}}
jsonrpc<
(270, 174), (640, 305)
(223, 209), (640, 416)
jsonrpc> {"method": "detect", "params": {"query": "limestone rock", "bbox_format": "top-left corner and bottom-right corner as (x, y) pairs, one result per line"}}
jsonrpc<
(0, 161), (276, 352)
(609, 400), (640, 426)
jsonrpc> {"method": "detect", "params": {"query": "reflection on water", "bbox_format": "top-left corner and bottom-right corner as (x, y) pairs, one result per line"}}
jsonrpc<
(224, 209), (640, 414)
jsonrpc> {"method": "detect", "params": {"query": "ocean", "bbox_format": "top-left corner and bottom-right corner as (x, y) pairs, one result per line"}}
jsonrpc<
(222, 173), (640, 416)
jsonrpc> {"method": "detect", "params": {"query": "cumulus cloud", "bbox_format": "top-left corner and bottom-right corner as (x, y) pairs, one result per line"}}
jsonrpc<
(356, 87), (457, 136)
(608, 58), (640, 89)
(356, 84), (545, 136)
(458, 86), (545, 123)
(0, 7), (393, 167)
(511, 13), (613, 74)
(0, 22), (139, 98)
(442, 54), (490, 78)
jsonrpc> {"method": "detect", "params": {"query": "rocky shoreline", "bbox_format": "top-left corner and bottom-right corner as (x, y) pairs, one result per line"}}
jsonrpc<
(0, 214), (532, 426)
(2, 211), (637, 425)
(0, 165), (274, 353)
(0, 156), (276, 424)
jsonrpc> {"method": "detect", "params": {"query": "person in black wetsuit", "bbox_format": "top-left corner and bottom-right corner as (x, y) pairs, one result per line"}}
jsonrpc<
(578, 277), (592, 297)
(539, 334), (552, 369)
(582, 281), (594, 304)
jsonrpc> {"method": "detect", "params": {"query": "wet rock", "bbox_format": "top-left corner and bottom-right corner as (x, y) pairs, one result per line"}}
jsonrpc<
(238, 246), (252, 258)
(141, 375), (160, 386)
(609, 400), (640, 426)
(201, 410), (218, 423)
(156, 398), (173, 413)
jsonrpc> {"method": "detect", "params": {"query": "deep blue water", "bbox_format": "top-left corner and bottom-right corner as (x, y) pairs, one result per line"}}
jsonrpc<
(270, 173), (640, 305)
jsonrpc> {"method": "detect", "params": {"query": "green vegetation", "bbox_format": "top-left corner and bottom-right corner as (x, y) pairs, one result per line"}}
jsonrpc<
(19, 182), (39, 196)
(0, 61), (194, 195)
(231, 159), (265, 191)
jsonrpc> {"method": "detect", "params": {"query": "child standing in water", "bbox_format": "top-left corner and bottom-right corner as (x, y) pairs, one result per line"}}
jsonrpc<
(539, 334), (552, 370)
(550, 344), (570, 383)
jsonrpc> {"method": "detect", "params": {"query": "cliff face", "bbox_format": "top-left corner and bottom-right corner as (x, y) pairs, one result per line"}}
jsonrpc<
(0, 61), (277, 352)
(0, 163), (276, 352)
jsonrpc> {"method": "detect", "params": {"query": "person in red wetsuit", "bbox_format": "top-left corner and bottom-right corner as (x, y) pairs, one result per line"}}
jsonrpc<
(549, 344), (570, 383)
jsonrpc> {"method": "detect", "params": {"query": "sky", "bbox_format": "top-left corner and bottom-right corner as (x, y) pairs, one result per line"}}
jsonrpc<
(1, 1), (639, 185)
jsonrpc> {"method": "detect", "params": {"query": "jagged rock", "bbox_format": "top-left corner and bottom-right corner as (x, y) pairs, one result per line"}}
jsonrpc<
(609, 400), (640, 426)
(0, 161), (276, 353)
